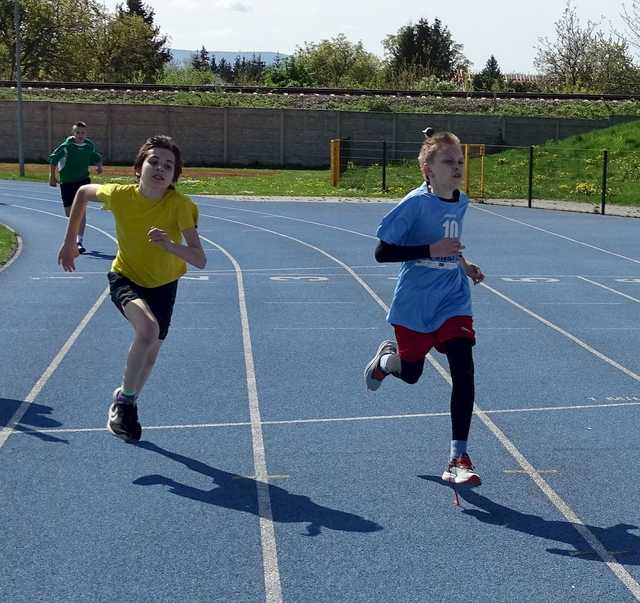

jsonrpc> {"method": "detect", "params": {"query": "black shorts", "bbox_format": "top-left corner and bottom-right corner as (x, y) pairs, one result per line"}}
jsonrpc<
(60, 178), (91, 207)
(108, 271), (178, 340)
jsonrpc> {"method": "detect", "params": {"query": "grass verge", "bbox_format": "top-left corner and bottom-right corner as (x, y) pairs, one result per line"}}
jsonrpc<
(0, 224), (17, 266)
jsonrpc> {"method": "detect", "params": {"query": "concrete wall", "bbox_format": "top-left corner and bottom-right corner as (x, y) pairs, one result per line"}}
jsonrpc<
(1, 100), (636, 167)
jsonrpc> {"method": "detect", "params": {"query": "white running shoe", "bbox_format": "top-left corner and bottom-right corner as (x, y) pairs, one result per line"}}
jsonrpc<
(364, 340), (397, 391)
(442, 453), (481, 487)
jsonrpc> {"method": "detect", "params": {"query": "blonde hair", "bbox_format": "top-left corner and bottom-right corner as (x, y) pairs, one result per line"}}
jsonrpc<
(418, 131), (461, 167)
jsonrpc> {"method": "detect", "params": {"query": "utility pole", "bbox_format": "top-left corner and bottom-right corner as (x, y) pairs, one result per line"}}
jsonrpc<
(14, 0), (25, 176)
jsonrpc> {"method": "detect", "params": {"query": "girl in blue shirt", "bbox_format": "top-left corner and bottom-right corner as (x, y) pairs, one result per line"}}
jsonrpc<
(364, 131), (484, 487)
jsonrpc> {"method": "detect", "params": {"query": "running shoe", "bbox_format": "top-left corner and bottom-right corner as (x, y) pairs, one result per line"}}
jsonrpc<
(77, 242), (86, 254)
(442, 453), (481, 487)
(107, 388), (141, 442)
(364, 340), (397, 391)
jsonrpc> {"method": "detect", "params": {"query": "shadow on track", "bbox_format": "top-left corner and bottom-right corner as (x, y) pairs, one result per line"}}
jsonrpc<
(135, 440), (383, 537)
(419, 475), (640, 562)
(0, 399), (68, 444)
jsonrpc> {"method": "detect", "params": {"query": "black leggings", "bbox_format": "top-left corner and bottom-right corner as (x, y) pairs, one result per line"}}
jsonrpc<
(397, 338), (475, 441)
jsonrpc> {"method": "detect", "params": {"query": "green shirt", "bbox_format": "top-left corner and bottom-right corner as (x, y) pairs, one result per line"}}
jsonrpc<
(48, 136), (102, 183)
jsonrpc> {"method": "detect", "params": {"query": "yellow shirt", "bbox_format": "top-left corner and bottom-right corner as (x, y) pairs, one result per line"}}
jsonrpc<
(97, 183), (199, 288)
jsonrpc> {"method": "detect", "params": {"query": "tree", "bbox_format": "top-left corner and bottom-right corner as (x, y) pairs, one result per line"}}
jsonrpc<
(535, 0), (640, 92)
(116, 0), (155, 26)
(191, 45), (209, 71)
(98, 13), (171, 82)
(287, 34), (380, 87)
(383, 17), (468, 81)
(473, 55), (503, 91)
(534, 1), (598, 89)
(621, 1), (640, 51)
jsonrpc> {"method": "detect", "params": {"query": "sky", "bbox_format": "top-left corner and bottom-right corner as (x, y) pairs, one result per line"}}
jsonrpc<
(102, 0), (635, 73)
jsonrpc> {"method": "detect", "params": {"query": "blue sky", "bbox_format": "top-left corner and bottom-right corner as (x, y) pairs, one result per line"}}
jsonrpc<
(102, 0), (635, 73)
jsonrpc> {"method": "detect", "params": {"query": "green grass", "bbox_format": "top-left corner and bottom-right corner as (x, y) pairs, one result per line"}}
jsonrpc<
(341, 120), (640, 206)
(0, 224), (17, 266)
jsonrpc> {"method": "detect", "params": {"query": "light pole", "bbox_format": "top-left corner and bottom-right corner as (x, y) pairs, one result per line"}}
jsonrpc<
(14, 0), (25, 176)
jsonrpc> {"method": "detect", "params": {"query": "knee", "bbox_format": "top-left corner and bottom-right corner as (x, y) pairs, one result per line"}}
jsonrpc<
(399, 361), (424, 384)
(135, 318), (160, 345)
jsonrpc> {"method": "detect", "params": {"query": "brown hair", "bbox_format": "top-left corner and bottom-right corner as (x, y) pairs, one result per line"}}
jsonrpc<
(73, 121), (87, 129)
(133, 135), (183, 186)
(418, 131), (461, 167)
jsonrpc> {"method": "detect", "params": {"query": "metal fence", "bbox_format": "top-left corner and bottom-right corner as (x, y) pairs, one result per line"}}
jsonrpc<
(332, 139), (640, 214)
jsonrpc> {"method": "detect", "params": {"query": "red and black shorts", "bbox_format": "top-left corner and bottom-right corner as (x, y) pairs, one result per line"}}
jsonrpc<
(393, 316), (475, 362)
(108, 271), (178, 340)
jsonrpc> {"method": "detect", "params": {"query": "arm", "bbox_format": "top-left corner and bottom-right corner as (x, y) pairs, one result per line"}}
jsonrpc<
(49, 164), (57, 187)
(148, 226), (207, 269)
(374, 238), (465, 263)
(460, 255), (484, 285)
(57, 184), (101, 271)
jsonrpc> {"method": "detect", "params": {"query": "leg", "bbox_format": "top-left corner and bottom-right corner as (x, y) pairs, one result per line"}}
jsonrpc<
(441, 337), (480, 486)
(121, 298), (161, 393)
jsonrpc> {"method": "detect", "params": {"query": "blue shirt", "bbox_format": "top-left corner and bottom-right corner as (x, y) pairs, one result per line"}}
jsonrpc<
(376, 183), (472, 332)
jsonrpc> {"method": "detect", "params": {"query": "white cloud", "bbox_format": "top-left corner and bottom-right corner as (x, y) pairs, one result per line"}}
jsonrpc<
(217, 0), (252, 11)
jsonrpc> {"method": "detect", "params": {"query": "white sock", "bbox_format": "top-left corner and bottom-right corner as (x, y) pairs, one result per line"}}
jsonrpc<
(380, 353), (400, 375)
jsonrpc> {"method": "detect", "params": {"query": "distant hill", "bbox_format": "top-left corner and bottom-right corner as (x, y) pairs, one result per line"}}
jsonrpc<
(170, 49), (288, 66)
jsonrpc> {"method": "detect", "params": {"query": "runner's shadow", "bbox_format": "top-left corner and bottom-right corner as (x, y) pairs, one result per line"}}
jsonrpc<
(135, 440), (383, 537)
(0, 398), (68, 444)
(419, 475), (640, 563)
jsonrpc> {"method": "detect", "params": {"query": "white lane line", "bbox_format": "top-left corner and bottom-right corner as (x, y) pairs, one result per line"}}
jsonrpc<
(0, 224), (22, 273)
(481, 281), (640, 383)
(577, 276), (640, 304)
(0, 288), (110, 449)
(199, 234), (282, 603)
(14, 399), (640, 436)
(0, 204), (116, 451)
(471, 204), (640, 265)
(198, 210), (640, 599)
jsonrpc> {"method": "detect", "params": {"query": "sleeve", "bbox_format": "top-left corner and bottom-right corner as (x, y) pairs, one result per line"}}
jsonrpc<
(177, 198), (199, 232)
(87, 139), (102, 165)
(375, 196), (419, 245)
(95, 183), (119, 210)
(48, 143), (65, 165)
(375, 240), (430, 263)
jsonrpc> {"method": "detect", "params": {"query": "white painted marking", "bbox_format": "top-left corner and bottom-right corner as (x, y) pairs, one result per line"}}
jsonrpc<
(0, 288), (110, 449)
(196, 210), (640, 598)
(198, 234), (282, 603)
(264, 300), (355, 304)
(472, 204), (640, 265)
(578, 276), (640, 304)
(0, 204), (116, 450)
(181, 275), (210, 281)
(616, 278), (640, 283)
(481, 281), (640, 384)
(501, 277), (559, 283)
(269, 275), (328, 282)
(13, 399), (640, 436)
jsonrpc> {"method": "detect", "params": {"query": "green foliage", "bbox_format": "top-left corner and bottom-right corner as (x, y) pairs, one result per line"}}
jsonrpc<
(383, 17), (468, 81)
(159, 65), (217, 86)
(473, 55), (503, 91)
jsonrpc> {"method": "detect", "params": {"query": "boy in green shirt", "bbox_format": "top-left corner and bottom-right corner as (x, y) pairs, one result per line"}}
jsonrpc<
(49, 121), (103, 253)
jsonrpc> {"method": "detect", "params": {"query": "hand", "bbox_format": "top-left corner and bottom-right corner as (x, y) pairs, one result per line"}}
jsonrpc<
(49, 177), (58, 187)
(95, 164), (103, 175)
(430, 238), (465, 257)
(58, 241), (79, 272)
(148, 227), (171, 249)
(464, 262), (484, 285)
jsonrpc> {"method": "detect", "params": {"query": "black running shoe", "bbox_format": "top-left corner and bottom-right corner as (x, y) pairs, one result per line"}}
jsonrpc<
(77, 242), (86, 254)
(107, 388), (141, 442)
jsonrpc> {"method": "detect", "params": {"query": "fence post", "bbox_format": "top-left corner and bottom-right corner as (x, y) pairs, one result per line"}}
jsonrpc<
(330, 139), (341, 187)
(600, 149), (608, 215)
(381, 140), (387, 192)
(528, 146), (534, 208)
(464, 144), (470, 195)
